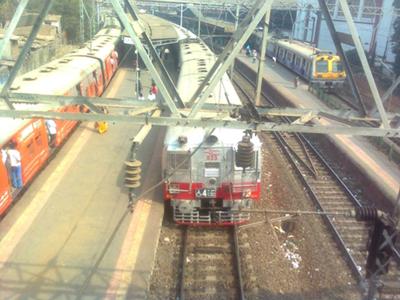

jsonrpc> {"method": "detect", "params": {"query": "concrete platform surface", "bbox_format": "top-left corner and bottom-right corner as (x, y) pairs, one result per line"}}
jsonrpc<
(0, 67), (164, 299)
(237, 55), (400, 203)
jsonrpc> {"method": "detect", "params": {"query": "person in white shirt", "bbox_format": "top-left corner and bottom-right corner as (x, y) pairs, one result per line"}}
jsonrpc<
(147, 90), (156, 101)
(7, 142), (22, 189)
(46, 119), (57, 146)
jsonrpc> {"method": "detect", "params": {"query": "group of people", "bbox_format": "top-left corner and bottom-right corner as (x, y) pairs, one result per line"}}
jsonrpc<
(137, 81), (158, 101)
(1, 142), (22, 189)
(245, 44), (258, 63)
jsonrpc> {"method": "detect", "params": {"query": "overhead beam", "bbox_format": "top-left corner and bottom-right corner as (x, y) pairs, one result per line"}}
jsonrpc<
(382, 76), (400, 103)
(110, 0), (182, 116)
(0, 0), (30, 61)
(0, 110), (399, 137)
(7, 93), (155, 108)
(0, 0), (53, 110)
(4, 93), (383, 123)
(337, 0), (390, 128)
(188, 0), (273, 118)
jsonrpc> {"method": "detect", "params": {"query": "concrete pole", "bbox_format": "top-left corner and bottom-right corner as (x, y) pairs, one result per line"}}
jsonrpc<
(337, 0), (390, 128)
(180, 4), (183, 27)
(198, 3), (202, 38)
(255, 6), (272, 107)
(229, 4), (240, 78)
(80, 0), (84, 43)
(0, 0), (30, 61)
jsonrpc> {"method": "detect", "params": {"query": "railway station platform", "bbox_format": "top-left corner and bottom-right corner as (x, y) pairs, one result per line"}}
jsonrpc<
(0, 67), (165, 298)
(236, 55), (400, 205)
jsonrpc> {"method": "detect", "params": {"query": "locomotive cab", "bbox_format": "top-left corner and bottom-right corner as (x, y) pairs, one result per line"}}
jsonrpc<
(163, 128), (262, 225)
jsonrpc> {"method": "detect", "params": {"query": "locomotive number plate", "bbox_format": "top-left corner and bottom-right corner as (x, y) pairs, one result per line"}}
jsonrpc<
(195, 188), (216, 198)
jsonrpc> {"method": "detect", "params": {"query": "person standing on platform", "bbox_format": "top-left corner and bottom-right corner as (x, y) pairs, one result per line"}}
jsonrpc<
(163, 48), (170, 60)
(147, 90), (156, 101)
(252, 49), (257, 63)
(138, 92), (145, 100)
(245, 44), (251, 56)
(294, 76), (299, 88)
(8, 142), (22, 189)
(150, 82), (158, 96)
(272, 56), (277, 65)
(45, 119), (57, 147)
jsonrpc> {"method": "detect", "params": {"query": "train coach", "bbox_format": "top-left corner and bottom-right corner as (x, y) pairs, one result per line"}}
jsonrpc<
(0, 17), (121, 216)
(265, 37), (346, 89)
(162, 27), (262, 226)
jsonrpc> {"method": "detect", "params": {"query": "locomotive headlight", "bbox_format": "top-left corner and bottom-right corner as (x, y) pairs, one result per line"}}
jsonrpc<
(242, 189), (252, 198)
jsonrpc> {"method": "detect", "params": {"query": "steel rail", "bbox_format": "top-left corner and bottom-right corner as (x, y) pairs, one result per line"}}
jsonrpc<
(233, 226), (245, 300)
(234, 63), (365, 282)
(232, 67), (318, 177)
(236, 60), (400, 266)
(178, 226), (188, 300)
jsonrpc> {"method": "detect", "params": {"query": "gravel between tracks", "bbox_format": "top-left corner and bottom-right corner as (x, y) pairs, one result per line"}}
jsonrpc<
(148, 133), (363, 300)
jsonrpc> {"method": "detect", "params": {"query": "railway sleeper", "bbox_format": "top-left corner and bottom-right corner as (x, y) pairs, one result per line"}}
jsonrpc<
(192, 246), (232, 253)
(186, 254), (228, 262)
(333, 225), (370, 236)
(186, 280), (237, 291)
(186, 266), (237, 276)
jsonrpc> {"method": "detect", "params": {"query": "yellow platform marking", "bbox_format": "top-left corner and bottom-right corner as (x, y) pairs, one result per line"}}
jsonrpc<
(0, 128), (93, 268)
(106, 199), (152, 299)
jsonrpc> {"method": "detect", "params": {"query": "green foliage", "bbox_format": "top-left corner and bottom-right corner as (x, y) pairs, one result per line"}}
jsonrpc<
(51, 0), (81, 43)
(393, 0), (400, 76)
(0, 1), (17, 26)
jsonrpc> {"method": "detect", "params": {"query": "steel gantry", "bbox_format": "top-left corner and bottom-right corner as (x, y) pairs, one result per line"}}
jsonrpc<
(0, 0), (399, 138)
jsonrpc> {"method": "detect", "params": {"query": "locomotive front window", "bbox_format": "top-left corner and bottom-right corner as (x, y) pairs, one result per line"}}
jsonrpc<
(168, 152), (190, 170)
(204, 162), (220, 177)
(332, 61), (343, 72)
(316, 60), (328, 73)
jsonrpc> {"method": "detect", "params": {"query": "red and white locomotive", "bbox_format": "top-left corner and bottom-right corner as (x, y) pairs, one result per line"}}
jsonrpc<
(162, 27), (262, 225)
(0, 17), (120, 216)
(163, 127), (262, 225)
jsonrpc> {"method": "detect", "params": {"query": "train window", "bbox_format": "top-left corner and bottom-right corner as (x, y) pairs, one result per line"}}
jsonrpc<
(26, 141), (35, 157)
(332, 61), (343, 72)
(35, 135), (42, 146)
(168, 153), (190, 170)
(316, 60), (328, 73)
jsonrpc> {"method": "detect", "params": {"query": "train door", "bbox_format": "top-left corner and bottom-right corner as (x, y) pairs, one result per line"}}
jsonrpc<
(0, 159), (12, 215)
(16, 120), (50, 185)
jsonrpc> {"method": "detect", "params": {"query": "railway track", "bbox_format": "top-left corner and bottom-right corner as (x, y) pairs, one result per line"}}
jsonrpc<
(178, 226), (245, 300)
(232, 66), (400, 300)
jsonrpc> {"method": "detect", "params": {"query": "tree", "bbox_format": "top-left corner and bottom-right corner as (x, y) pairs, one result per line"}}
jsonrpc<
(393, 0), (400, 76)
(51, 0), (81, 43)
(0, 1), (17, 27)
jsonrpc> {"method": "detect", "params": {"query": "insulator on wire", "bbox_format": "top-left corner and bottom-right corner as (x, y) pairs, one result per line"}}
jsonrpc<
(354, 207), (380, 221)
(125, 159), (142, 188)
(236, 135), (254, 169)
